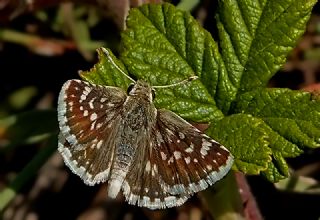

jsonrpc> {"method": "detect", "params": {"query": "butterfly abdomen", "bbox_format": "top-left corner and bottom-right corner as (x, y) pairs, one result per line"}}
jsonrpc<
(107, 95), (156, 199)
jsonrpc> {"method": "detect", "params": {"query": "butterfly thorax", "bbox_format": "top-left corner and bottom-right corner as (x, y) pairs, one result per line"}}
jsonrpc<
(107, 80), (157, 198)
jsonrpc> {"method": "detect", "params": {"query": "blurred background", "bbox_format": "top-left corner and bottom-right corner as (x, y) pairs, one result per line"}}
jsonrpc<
(0, 0), (320, 219)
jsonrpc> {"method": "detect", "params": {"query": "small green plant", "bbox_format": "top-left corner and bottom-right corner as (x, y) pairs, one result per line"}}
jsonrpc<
(79, 2), (319, 217)
(0, 0), (319, 218)
(82, 1), (319, 182)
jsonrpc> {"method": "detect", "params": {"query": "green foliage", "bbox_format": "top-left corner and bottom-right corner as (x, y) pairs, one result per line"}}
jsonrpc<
(207, 114), (272, 175)
(0, 110), (58, 152)
(81, 0), (318, 183)
(121, 3), (225, 121)
(1, 0), (318, 214)
(80, 48), (131, 89)
(232, 89), (320, 181)
(217, 0), (316, 94)
(0, 110), (58, 211)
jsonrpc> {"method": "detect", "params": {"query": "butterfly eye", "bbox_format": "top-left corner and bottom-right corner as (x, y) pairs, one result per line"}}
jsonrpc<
(127, 83), (135, 94)
(151, 89), (156, 100)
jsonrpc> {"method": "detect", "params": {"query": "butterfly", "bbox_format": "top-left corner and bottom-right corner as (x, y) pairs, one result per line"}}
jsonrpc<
(57, 48), (233, 209)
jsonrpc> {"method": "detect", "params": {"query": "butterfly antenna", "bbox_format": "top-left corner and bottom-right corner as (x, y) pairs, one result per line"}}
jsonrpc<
(101, 48), (136, 83)
(153, 76), (198, 89)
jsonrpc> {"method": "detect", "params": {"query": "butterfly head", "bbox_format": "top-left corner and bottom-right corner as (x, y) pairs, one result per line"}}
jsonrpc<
(127, 80), (155, 102)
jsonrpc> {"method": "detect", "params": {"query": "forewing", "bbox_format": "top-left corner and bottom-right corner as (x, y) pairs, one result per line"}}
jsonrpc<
(154, 109), (233, 195)
(57, 79), (127, 185)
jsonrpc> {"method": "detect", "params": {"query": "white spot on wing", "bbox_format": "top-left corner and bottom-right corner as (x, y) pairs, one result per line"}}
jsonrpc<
(173, 151), (181, 160)
(168, 156), (174, 165)
(100, 97), (107, 102)
(96, 140), (103, 149)
(160, 151), (167, 160)
(156, 131), (164, 145)
(178, 132), (185, 139)
(152, 164), (158, 176)
(200, 148), (208, 156)
(84, 86), (91, 92)
(90, 120), (96, 130)
(184, 157), (191, 164)
(96, 123), (103, 129)
(185, 142), (194, 153)
(200, 138), (212, 156)
(202, 138), (212, 148)
(145, 161), (151, 172)
(80, 94), (86, 101)
(90, 112), (97, 121)
(89, 98), (96, 109)
(153, 164), (158, 172)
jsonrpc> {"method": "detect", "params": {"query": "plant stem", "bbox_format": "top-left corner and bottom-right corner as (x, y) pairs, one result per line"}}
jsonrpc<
(0, 28), (76, 56)
(201, 171), (245, 220)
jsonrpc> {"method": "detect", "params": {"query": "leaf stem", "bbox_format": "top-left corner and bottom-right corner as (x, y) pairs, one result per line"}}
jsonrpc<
(201, 171), (245, 220)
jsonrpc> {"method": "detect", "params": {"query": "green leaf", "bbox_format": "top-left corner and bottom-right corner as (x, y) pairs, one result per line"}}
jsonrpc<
(207, 114), (271, 174)
(177, 0), (200, 11)
(231, 88), (320, 181)
(259, 123), (301, 182)
(261, 154), (288, 182)
(207, 111), (305, 182)
(79, 48), (131, 89)
(0, 110), (58, 152)
(217, 0), (317, 94)
(120, 3), (225, 121)
(8, 86), (37, 110)
(264, 118), (320, 149)
(233, 89), (320, 148)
